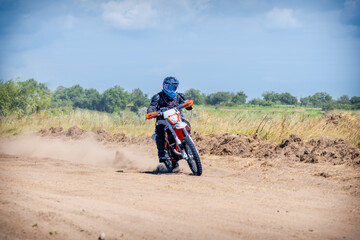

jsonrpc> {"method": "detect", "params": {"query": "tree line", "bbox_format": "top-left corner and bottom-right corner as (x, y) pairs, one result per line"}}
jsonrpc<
(0, 79), (149, 116)
(0, 78), (359, 116)
(185, 89), (360, 110)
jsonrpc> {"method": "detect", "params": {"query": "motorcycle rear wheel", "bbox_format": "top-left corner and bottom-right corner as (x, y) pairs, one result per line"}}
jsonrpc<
(183, 136), (202, 176)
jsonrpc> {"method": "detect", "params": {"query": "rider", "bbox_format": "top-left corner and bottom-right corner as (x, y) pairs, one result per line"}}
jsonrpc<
(147, 76), (192, 171)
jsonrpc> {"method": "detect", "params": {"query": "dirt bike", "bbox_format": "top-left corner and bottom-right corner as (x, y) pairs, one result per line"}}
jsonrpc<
(145, 100), (202, 176)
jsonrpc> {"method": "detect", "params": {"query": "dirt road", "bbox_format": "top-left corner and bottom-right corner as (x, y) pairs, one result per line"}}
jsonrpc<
(0, 136), (359, 240)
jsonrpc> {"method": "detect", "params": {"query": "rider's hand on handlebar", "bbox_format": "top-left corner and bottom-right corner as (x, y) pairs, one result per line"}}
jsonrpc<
(158, 107), (170, 114)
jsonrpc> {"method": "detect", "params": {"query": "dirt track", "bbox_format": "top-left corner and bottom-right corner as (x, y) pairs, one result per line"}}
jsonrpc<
(0, 132), (360, 240)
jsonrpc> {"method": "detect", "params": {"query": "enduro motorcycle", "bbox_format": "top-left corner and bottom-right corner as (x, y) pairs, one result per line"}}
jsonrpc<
(145, 100), (202, 176)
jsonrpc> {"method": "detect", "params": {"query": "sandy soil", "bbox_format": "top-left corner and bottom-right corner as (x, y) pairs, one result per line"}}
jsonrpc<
(0, 133), (359, 240)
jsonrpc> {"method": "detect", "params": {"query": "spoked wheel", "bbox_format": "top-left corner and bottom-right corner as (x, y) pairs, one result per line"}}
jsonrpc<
(183, 136), (202, 176)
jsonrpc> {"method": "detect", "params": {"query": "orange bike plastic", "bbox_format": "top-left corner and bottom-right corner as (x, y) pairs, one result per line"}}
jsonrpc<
(181, 99), (193, 109)
(145, 112), (158, 119)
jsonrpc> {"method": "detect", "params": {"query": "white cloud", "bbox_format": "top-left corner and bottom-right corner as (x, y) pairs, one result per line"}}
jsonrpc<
(100, 0), (211, 30)
(101, 1), (157, 29)
(265, 8), (301, 29)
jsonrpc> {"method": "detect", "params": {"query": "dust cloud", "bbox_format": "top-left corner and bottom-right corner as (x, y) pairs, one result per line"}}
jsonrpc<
(0, 135), (158, 171)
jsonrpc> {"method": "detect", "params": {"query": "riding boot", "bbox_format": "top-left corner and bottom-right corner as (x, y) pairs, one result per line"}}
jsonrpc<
(172, 161), (180, 173)
(156, 159), (173, 173)
(156, 135), (168, 161)
(155, 123), (169, 161)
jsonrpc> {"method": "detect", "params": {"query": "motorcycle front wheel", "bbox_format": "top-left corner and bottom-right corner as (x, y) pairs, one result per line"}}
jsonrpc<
(183, 136), (202, 176)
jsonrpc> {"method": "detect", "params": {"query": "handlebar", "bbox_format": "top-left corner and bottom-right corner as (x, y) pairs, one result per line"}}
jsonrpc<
(145, 111), (159, 119)
(145, 99), (193, 120)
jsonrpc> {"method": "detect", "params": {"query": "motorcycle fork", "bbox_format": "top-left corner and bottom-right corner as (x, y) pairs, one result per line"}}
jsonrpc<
(165, 121), (188, 159)
(164, 127), (178, 161)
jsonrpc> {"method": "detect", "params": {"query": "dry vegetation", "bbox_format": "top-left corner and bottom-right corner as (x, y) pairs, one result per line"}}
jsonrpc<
(0, 108), (152, 137)
(0, 106), (359, 146)
(189, 107), (360, 146)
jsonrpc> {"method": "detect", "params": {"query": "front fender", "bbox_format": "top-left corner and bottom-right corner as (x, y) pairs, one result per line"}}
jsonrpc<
(174, 122), (187, 129)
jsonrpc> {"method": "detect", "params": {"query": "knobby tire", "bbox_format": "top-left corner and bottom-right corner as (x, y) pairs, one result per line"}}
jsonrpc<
(183, 136), (202, 176)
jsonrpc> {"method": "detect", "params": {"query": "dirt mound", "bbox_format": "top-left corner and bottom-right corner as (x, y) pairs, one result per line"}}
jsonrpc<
(306, 137), (360, 164)
(324, 113), (342, 124)
(193, 132), (360, 166)
(38, 126), (64, 136)
(38, 126), (152, 145)
(193, 132), (277, 158)
(66, 126), (87, 139)
(274, 134), (360, 165)
(38, 126), (88, 139)
(37, 126), (360, 167)
(95, 129), (129, 143)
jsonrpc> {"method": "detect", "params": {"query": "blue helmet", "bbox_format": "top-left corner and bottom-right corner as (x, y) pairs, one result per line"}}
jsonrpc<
(163, 76), (179, 99)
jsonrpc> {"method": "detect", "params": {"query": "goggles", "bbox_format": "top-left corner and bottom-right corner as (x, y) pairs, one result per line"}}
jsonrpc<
(164, 84), (178, 92)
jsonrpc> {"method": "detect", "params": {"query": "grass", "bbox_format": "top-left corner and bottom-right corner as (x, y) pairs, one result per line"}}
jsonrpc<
(188, 106), (360, 144)
(0, 107), (154, 137)
(0, 106), (359, 146)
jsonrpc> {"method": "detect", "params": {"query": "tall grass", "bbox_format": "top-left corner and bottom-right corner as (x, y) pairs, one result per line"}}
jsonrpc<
(1, 106), (359, 145)
(0, 108), (154, 137)
(187, 108), (360, 145)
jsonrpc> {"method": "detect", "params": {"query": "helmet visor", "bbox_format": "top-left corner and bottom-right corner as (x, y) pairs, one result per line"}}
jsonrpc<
(164, 84), (178, 92)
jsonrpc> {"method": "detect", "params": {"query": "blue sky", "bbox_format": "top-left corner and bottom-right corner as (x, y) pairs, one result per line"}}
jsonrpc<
(0, 0), (359, 99)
